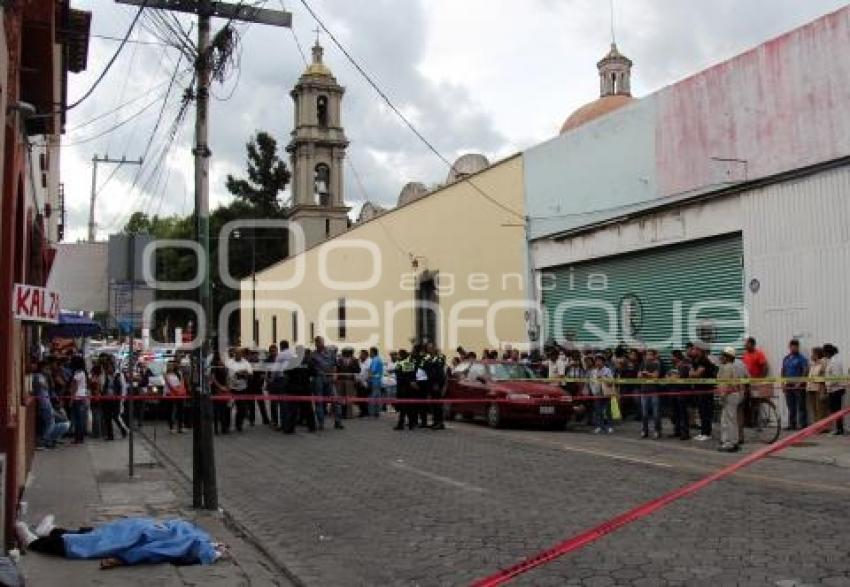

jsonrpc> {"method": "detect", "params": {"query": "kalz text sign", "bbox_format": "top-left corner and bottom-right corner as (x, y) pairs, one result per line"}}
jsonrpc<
(13, 283), (60, 324)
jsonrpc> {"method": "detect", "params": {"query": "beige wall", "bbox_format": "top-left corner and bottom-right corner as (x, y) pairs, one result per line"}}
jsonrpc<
(240, 154), (529, 354)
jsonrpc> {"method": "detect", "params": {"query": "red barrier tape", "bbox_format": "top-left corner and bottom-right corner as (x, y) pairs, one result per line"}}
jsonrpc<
(74, 388), (759, 403)
(469, 405), (850, 587)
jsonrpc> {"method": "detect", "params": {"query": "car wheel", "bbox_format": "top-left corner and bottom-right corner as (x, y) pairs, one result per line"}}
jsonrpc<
(486, 403), (502, 428)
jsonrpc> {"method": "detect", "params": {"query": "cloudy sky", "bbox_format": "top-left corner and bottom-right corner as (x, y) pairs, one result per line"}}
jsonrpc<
(61, 0), (849, 241)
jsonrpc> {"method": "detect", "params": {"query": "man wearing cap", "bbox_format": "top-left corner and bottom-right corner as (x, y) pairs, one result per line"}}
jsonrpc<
(781, 339), (809, 430)
(717, 347), (747, 452)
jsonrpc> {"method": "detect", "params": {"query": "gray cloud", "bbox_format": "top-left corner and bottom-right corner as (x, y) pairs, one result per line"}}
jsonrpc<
(61, 0), (848, 240)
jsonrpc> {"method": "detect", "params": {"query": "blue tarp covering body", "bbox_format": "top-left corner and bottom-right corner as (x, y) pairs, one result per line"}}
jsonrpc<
(63, 518), (217, 565)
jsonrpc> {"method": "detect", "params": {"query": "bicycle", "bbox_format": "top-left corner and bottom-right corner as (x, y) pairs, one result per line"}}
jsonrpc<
(740, 385), (781, 444)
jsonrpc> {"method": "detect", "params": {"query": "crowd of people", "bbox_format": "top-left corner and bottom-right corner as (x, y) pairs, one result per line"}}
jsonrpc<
(208, 337), (449, 435)
(31, 335), (847, 453)
(533, 337), (846, 451)
(32, 352), (132, 450)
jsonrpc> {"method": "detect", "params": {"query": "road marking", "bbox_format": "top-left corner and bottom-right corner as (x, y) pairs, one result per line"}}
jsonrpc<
(558, 444), (673, 468)
(390, 460), (486, 493)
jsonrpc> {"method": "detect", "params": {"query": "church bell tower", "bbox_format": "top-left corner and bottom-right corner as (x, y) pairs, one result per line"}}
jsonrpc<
(286, 40), (350, 252)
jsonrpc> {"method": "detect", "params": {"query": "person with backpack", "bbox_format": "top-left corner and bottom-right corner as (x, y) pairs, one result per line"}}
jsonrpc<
(102, 360), (129, 441)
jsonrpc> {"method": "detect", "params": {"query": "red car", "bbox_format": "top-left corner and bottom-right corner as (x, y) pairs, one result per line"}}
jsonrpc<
(446, 360), (574, 428)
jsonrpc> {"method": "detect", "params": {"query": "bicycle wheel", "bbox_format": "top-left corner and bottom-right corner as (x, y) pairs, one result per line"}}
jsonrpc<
(752, 399), (781, 444)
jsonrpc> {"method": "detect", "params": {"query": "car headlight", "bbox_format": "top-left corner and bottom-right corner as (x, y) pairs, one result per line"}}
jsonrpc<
(506, 393), (532, 401)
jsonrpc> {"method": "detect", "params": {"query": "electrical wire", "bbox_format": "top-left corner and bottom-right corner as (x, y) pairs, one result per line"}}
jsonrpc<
(297, 0), (525, 221)
(60, 91), (166, 147)
(105, 24), (144, 155)
(67, 2), (148, 111)
(101, 56), (191, 230)
(278, 0), (308, 67)
(66, 76), (177, 132)
(91, 33), (171, 46)
(345, 157), (408, 257)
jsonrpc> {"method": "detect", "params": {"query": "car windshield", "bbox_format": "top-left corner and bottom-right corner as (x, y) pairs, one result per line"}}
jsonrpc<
(146, 362), (166, 376)
(488, 363), (536, 380)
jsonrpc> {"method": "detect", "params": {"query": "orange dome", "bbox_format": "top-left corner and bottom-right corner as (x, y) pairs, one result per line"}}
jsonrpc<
(560, 94), (634, 134)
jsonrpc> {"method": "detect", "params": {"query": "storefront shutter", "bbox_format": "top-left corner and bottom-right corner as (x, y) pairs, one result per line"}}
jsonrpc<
(541, 233), (744, 352)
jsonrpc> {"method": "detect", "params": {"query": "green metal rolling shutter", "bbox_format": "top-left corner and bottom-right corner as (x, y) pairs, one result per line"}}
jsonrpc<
(541, 233), (744, 352)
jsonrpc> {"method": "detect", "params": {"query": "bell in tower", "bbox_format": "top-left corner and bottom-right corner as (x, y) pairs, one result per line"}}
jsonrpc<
(286, 38), (350, 252)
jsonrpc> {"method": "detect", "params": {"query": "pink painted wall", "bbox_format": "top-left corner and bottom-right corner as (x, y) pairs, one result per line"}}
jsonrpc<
(656, 6), (850, 197)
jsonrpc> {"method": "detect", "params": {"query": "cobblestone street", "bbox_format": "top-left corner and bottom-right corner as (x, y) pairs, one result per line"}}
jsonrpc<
(143, 415), (850, 586)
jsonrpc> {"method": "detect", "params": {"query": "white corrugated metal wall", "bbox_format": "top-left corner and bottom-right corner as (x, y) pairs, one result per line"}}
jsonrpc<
(743, 163), (850, 424)
(743, 163), (850, 361)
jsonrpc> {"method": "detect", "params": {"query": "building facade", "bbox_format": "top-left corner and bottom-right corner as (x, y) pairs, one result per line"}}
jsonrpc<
(241, 154), (529, 354)
(525, 6), (850, 377)
(0, 0), (88, 545)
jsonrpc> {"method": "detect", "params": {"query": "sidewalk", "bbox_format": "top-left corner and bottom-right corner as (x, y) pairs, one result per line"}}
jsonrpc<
(589, 416), (850, 466)
(18, 434), (289, 586)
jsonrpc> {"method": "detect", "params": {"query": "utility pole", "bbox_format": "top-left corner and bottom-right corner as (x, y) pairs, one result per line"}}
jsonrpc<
(116, 0), (292, 511)
(88, 154), (142, 242)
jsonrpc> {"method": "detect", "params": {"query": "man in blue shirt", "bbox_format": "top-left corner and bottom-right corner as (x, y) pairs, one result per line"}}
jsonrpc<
(781, 338), (809, 430)
(368, 347), (384, 417)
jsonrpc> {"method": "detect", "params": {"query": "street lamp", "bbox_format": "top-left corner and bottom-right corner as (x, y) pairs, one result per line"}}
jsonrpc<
(233, 228), (257, 346)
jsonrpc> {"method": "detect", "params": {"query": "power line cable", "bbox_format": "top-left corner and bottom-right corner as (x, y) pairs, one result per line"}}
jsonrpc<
(59, 91), (166, 147)
(66, 76), (178, 132)
(91, 33), (171, 46)
(278, 0), (308, 66)
(297, 0), (525, 221)
(66, 2), (148, 111)
(105, 24), (143, 155)
(345, 157), (408, 257)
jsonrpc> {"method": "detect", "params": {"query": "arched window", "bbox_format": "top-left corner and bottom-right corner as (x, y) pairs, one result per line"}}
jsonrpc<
(317, 95), (329, 128)
(314, 163), (331, 205)
(611, 72), (618, 94)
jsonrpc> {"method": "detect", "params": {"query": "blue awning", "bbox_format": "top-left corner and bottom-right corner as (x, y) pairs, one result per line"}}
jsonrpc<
(47, 312), (102, 339)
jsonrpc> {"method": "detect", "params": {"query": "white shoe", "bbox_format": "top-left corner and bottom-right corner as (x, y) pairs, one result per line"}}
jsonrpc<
(15, 522), (37, 547)
(606, 427), (614, 434)
(35, 514), (55, 538)
(593, 427), (602, 434)
(694, 434), (711, 442)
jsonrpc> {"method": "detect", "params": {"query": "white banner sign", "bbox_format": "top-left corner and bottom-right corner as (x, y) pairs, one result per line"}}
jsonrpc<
(13, 283), (60, 324)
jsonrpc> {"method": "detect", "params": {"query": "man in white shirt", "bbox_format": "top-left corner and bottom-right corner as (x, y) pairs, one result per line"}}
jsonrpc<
(227, 348), (253, 432)
(270, 341), (299, 430)
(357, 349), (372, 417)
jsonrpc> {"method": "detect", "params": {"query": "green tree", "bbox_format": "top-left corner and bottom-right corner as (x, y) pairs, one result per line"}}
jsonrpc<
(225, 131), (291, 215)
(122, 130), (292, 341)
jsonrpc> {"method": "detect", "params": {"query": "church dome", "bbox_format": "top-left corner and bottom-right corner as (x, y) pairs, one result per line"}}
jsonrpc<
(560, 94), (634, 134)
(559, 43), (635, 135)
(446, 153), (490, 183)
(302, 41), (333, 78)
(356, 201), (385, 223)
(397, 182), (428, 206)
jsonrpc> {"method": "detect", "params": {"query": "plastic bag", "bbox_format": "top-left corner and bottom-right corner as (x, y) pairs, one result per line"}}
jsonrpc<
(610, 395), (622, 421)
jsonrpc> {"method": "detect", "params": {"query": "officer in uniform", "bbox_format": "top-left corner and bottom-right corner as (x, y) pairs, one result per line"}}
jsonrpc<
(393, 349), (417, 430)
(423, 343), (448, 430)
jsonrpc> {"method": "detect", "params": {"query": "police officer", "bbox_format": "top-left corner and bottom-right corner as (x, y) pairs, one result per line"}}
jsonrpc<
(393, 349), (417, 430)
(423, 343), (448, 430)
